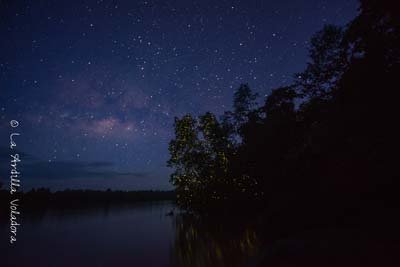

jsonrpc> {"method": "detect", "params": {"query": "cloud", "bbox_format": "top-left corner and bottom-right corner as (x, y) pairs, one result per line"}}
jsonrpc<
(19, 160), (149, 180)
(0, 146), (148, 183)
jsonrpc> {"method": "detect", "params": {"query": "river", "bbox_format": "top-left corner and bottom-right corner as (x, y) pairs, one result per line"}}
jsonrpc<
(1, 201), (260, 267)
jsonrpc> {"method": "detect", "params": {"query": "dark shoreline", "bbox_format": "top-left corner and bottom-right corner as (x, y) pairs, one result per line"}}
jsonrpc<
(0, 189), (175, 212)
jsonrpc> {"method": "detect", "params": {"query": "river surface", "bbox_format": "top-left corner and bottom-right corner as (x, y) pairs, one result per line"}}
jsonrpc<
(1, 201), (260, 267)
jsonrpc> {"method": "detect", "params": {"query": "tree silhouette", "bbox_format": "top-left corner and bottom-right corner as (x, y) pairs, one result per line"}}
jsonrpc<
(167, 0), (399, 227)
(295, 25), (347, 99)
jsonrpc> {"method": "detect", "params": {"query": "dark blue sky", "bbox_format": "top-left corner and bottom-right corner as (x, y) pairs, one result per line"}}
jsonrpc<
(0, 0), (358, 190)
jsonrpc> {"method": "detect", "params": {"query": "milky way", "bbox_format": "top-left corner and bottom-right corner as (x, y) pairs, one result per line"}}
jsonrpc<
(0, 0), (358, 190)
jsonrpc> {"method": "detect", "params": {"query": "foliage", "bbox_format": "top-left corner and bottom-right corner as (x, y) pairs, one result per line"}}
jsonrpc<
(295, 25), (347, 99)
(168, 0), (399, 219)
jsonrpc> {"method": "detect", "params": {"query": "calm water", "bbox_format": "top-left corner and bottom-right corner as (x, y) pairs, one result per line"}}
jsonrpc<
(1, 201), (260, 267)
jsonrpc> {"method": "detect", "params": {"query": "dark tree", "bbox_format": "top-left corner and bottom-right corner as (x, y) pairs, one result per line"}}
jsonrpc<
(295, 24), (347, 99)
(167, 1), (399, 231)
(223, 84), (260, 139)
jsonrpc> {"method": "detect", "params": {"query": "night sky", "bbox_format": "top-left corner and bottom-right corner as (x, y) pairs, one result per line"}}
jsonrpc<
(0, 0), (357, 191)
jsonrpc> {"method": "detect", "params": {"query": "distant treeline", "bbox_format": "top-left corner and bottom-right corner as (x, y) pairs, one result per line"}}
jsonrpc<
(167, 0), (399, 232)
(0, 188), (175, 210)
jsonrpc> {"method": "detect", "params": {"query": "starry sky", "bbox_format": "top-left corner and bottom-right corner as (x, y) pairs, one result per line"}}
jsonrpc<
(0, 0), (358, 191)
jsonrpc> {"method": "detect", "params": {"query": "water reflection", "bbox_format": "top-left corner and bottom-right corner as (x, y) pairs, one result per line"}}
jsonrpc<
(1, 202), (175, 267)
(171, 214), (260, 267)
(1, 202), (261, 267)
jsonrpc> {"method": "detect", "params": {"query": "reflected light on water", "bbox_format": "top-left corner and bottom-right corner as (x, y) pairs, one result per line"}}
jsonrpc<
(171, 214), (260, 267)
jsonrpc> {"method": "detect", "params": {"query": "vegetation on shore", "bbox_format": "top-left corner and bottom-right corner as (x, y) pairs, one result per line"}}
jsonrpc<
(167, 0), (399, 232)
